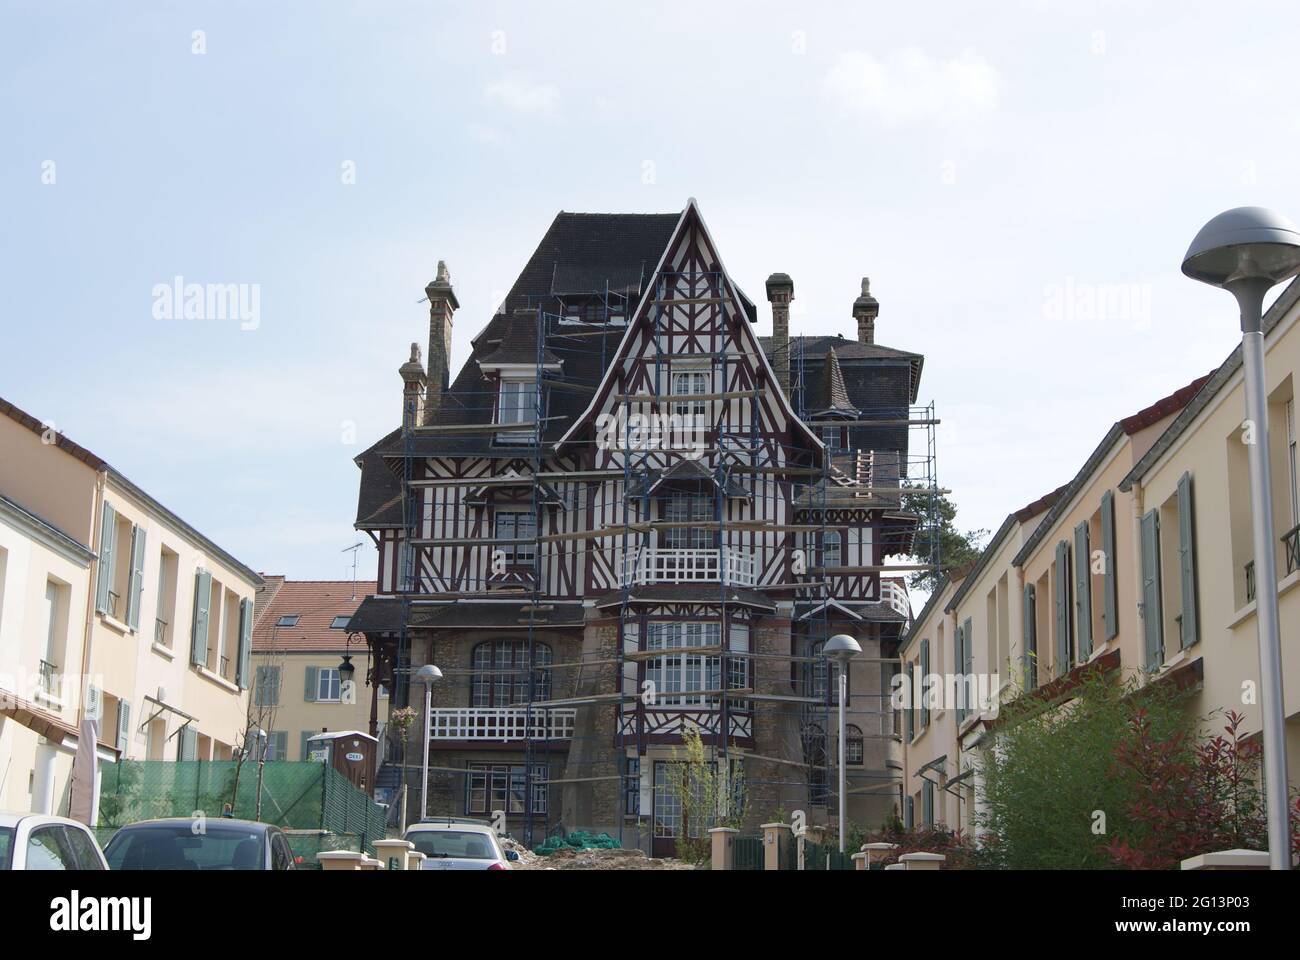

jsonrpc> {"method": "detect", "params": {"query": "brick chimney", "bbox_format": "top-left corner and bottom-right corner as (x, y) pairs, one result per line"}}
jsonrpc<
(854, 277), (879, 344)
(765, 272), (794, 398)
(399, 342), (427, 430)
(424, 260), (459, 423)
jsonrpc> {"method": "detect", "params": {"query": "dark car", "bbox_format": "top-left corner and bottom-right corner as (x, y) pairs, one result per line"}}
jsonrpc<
(103, 818), (298, 870)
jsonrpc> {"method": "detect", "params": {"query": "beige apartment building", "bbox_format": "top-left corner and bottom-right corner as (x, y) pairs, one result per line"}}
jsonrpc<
(0, 397), (261, 814)
(899, 274), (1300, 838)
(250, 578), (374, 762)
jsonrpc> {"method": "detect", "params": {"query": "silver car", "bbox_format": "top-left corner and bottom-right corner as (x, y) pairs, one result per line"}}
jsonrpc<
(405, 819), (519, 870)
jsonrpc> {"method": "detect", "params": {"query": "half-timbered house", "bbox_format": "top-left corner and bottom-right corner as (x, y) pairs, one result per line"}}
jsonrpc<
(350, 201), (928, 852)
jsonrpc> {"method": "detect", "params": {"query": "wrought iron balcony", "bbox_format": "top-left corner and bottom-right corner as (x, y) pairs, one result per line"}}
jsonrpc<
(154, 617), (169, 646)
(619, 547), (756, 587)
(1283, 523), (1300, 577)
(1246, 560), (1256, 603)
(37, 659), (57, 697)
(429, 706), (576, 741)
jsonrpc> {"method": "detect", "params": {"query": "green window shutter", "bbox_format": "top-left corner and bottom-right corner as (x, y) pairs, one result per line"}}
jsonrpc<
(305, 666), (319, 702)
(904, 795), (914, 829)
(1022, 584), (1037, 688)
(236, 598), (253, 689)
(905, 663), (914, 741)
(919, 640), (930, 729)
(953, 624), (964, 721)
(179, 725), (197, 761)
(300, 731), (313, 760)
(1140, 509), (1163, 669)
(274, 731), (288, 761)
(116, 699), (131, 754)
(126, 526), (147, 630)
(1100, 490), (1118, 639)
(1074, 521), (1092, 660)
(95, 502), (117, 614)
(962, 617), (973, 677)
(1054, 541), (1071, 675)
(923, 781), (934, 825)
(190, 569), (211, 666)
(1177, 472), (1199, 650)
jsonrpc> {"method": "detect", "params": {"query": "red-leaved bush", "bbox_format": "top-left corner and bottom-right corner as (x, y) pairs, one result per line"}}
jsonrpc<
(1104, 709), (1300, 869)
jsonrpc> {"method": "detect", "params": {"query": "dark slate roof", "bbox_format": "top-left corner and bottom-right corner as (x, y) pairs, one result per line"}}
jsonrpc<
(346, 596), (405, 634)
(354, 212), (681, 476)
(761, 335), (923, 457)
(815, 348), (855, 413)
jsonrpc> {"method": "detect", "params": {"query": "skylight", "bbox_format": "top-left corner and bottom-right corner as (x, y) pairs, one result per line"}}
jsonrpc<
(330, 616), (351, 630)
(275, 615), (300, 628)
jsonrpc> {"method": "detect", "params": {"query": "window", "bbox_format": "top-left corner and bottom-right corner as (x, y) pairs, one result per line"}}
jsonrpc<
(25, 827), (78, 870)
(466, 763), (548, 815)
(497, 379), (535, 443)
(1053, 540), (1073, 676)
(645, 622), (730, 706)
(275, 615), (299, 628)
(40, 579), (67, 698)
(625, 757), (641, 817)
(1289, 399), (1299, 526)
(471, 640), (552, 706)
(255, 665), (281, 706)
(845, 724), (864, 765)
(671, 370), (709, 422)
(823, 531), (841, 569)
(821, 423), (842, 452)
(330, 616), (350, 630)
(493, 510), (536, 565)
(152, 547), (178, 648)
(919, 639), (930, 728)
(94, 504), (147, 630)
(316, 667), (341, 702)
(662, 493), (712, 550)
(803, 725), (828, 806)
(264, 731), (289, 761)
(808, 637), (846, 705)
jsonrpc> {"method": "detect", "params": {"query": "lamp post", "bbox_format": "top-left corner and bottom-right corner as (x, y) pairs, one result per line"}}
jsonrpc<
(824, 634), (862, 854)
(337, 653), (356, 705)
(1182, 206), (1300, 870)
(414, 663), (443, 821)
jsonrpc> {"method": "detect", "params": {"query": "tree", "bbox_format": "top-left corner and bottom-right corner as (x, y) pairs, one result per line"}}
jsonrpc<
(662, 727), (747, 864)
(900, 487), (988, 590)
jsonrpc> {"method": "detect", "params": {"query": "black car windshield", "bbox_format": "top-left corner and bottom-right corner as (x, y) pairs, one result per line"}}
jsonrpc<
(408, 830), (496, 859)
(0, 827), (13, 870)
(105, 824), (265, 870)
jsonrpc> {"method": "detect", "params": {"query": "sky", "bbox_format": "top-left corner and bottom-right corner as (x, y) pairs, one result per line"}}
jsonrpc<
(4, 0), (1300, 583)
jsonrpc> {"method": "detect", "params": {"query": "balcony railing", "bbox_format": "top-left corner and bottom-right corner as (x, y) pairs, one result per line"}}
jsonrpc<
(1246, 560), (1256, 603)
(38, 659), (57, 696)
(880, 579), (911, 618)
(107, 590), (120, 619)
(429, 707), (576, 741)
(154, 618), (169, 646)
(619, 547), (756, 587)
(1284, 523), (1300, 577)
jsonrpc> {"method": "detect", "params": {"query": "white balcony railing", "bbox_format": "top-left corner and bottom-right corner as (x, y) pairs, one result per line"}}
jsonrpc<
(619, 547), (756, 587)
(429, 707), (576, 741)
(880, 579), (911, 618)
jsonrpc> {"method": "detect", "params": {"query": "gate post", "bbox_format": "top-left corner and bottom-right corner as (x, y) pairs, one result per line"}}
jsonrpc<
(709, 827), (737, 871)
(761, 822), (791, 871)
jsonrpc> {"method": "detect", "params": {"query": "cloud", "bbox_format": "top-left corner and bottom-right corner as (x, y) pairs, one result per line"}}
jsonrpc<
(822, 48), (1000, 122)
(484, 74), (560, 116)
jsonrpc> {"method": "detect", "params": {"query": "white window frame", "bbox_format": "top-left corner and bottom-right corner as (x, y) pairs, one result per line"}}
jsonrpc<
(644, 621), (729, 706)
(1288, 398), (1298, 526)
(493, 510), (537, 565)
(496, 377), (536, 443)
(662, 493), (712, 550)
(823, 531), (842, 569)
(316, 667), (341, 703)
(670, 370), (709, 422)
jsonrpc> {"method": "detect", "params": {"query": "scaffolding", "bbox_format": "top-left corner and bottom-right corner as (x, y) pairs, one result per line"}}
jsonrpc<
(380, 269), (942, 850)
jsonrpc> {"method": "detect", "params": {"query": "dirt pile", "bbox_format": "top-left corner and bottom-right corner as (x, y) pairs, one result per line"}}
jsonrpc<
(515, 846), (701, 870)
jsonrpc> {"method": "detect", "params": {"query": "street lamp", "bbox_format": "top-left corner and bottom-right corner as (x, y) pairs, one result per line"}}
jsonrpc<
(337, 653), (356, 705)
(1182, 206), (1300, 870)
(824, 633), (862, 854)
(414, 663), (443, 821)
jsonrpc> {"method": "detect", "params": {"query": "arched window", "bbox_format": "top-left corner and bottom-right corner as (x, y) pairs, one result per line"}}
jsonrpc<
(822, 531), (842, 569)
(471, 640), (552, 707)
(803, 723), (828, 805)
(844, 724), (864, 766)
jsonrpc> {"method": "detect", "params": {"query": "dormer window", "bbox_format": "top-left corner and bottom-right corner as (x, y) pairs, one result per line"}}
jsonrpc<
(496, 377), (534, 443)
